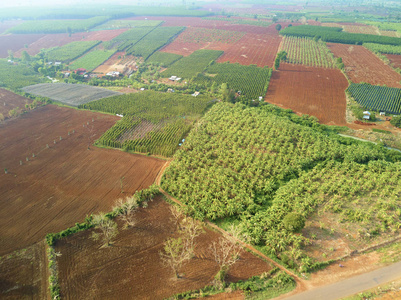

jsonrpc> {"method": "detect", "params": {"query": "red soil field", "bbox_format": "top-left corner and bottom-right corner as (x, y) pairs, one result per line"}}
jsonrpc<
(216, 32), (281, 68)
(0, 34), (45, 58)
(0, 88), (32, 120)
(328, 43), (401, 88)
(385, 54), (401, 69)
(0, 241), (47, 299)
(307, 20), (321, 26)
(14, 29), (128, 57)
(265, 63), (348, 125)
(56, 196), (271, 300)
(0, 104), (164, 255)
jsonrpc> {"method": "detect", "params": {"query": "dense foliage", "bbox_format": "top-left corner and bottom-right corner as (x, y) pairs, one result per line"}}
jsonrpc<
(281, 36), (336, 68)
(45, 41), (100, 63)
(193, 62), (272, 101)
(146, 51), (183, 66)
(364, 43), (401, 55)
(0, 59), (46, 90)
(391, 115), (401, 128)
(161, 102), (401, 271)
(7, 16), (110, 34)
(347, 83), (401, 114)
(68, 49), (116, 71)
(281, 25), (401, 46)
(80, 91), (214, 156)
(163, 50), (224, 79)
(126, 26), (185, 60)
(103, 26), (157, 51)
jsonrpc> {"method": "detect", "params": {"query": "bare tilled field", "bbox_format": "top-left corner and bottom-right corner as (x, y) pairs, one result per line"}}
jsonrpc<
(0, 105), (165, 255)
(265, 63), (348, 125)
(386, 54), (401, 69)
(93, 52), (139, 76)
(328, 43), (401, 88)
(0, 34), (45, 58)
(0, 242), (47, 300)
(22, 83), (122, 106)
(56, 196), (272, 300)
(0, 88), (32, 120)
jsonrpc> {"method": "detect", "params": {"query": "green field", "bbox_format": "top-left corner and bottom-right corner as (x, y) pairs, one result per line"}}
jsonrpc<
(92, 19), (163, 30)
(146, 51), (183, 66)
(68, 49), (116, 71)
(363, 43), (401, 55)
(44, 41), (100, 62)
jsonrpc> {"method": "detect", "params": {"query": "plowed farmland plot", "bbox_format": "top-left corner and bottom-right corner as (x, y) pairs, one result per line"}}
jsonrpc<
(265, 63), (348, 125)
(0, 88), (32, 120)
(0, 105), (164, 255)
(386, 54), (401, 69)
(93, 52), (138, 76)
(161, 27), (244, 56)
(0, 34), (44, 58)
(342, 24), (379, 35)
(14, 29), (128, 57)
(217, 32), (281, 68)
(328, 43), (401, 88)
(22, 83), (122, 106)
(56, 196), (272, 300)
(0, 242), (47, 299)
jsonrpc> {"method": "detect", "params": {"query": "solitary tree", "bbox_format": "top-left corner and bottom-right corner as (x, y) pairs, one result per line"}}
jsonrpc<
(160, 237), (192, 279)
(275, 24), (282, 31)
(21, 50), (31, 62)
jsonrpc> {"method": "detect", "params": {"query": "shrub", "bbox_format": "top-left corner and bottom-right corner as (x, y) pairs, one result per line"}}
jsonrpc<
(283, 212), (305, 233)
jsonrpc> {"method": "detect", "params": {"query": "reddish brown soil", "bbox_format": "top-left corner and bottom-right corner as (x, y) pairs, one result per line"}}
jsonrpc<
(56, 196), (271, 300)
(342, 24), (379, 35)
(216, 32), (281, 68)
(0, 34), (45, 58)
(265, 63), (349, 125)
(14, 29), (128, 57)
(0, 21), (24, 35)
(328, 43), (401, 88)
(0, 88), (32, 120)
(354, 120), (376, 126)
(385, 54), (401, 69)
(307, 20), (321, 26)
(0, 105), (164, 255)
(0, 241), (47, 300)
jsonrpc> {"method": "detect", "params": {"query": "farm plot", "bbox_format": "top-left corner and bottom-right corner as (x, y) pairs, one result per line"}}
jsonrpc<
(0, 88), (33, 120)
(280, 36), (336, 68)
(161, 27), (244, 57)
(265, 63), (348, 125)
(56, 196), (273, 300)
(0, 34), (44, 58)
(342, 24), (379, 35)
(386, 54), (401, 69)
(0, 105), (165, 255)
(328, 43), (401, 88)
(92, 19), (162, 30)
(68, 49), (116, 72)
(0, 20), (23, 34)
(14, 29), (129, 57)
(216, 32), (281, 68)
(22, 83), (122, 106)
(0, 242), (47, 299)
(93, 52), (139, 76)
(44, 40), (100, 63)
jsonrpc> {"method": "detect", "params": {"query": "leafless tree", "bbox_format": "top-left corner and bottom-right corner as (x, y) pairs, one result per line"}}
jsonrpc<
(91, 213), (119, 247)
(160, 237), (192, 279)
(170, 205), (184, 229)
(180, 217), (204, 255)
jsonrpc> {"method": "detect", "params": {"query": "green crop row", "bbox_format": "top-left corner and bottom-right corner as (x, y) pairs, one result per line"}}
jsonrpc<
(44, 41), (100, 62)
(68, 49), (116, 72)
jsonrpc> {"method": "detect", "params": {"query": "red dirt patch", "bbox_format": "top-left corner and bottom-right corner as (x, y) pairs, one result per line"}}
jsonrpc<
(0, 88), (33, 120)
(265, 63), (349, 125)
(0, 104), (164, 255)
(0, 34), (45, 58)
(92, 52), (139, 76)
(385, 54), (401, 69)
(14, 29), (128, 57)
(56, 196), (271, 299)
(0, 241), (47, 300)
(328, 43), (401, 88)
(216, 32), (281, 68)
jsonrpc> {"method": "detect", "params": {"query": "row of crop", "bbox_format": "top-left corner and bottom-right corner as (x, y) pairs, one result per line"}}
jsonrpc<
(7, 16), (110, 34)
(146, 51), (183, 67)
(193, 62), (272, 101)
(92, 19), (163, 31)
(44, 41), (100, 62)
(363, 43), (401, 55)
(163, 49), (224, 79)
(103, 26), (157, 51)
(202, 17), (272, 27)
(347, 83), (401, 114)
(175, 27), (245, 44)
(68, 49), (116, 71)
(281, 36), (336, 68)
(126, 26), (185, 60)
(281, 25), (401, 46)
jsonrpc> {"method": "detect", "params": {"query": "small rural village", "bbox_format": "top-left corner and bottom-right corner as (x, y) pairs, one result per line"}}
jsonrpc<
(1, 0), (401, 299)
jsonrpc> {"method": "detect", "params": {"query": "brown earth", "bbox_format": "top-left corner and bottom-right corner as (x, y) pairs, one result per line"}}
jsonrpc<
(0, 34), (45, 58)
(265, 63), (349, 125)
(0, 104), (164, 255)
(0, 241), (47, 300)
(56, 196), (272, 300)
(92, 52), (139, 76)
(328, 43), (401, 88)
(14, 29), (128, 57)
(0, 88), (32, 120)
(385, 54), (401, 69)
